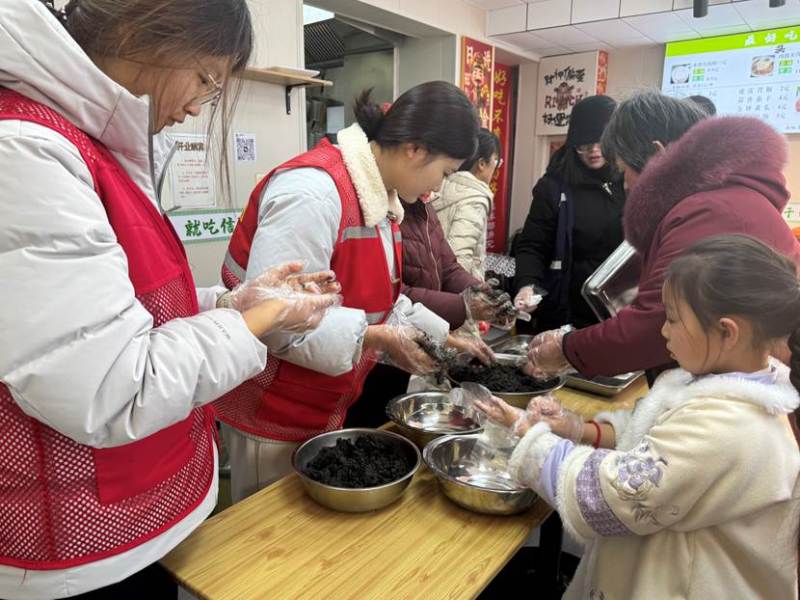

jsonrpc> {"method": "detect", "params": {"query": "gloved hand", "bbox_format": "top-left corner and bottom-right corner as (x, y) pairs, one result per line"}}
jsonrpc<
(473, 395), (526, 434)
(463, 280), (516, 330)
(225, 261), (341, 312)
(365, 324), (440, 375)
(446, 332), (496, 366)
(524, 327), (574, 378)
(222, 262), (342, 335)
(513, 286), (543, 313)
(475, 393), (584, 441)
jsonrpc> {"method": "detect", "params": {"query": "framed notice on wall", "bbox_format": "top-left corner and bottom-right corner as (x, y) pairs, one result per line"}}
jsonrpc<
(166, 133), (217, 208)
(535, 51), (607, 136)
(460, 37), (495, 128)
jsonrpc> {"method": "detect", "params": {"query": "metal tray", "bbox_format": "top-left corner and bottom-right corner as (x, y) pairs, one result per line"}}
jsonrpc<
(582, 241), (641, 321)
(565, 371), (642, 397)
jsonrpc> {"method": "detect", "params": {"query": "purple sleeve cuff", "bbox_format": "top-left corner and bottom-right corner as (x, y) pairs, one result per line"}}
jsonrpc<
(537, 438), (575, 506)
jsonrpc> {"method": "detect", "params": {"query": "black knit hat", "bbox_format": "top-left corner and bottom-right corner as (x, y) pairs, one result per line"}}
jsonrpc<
(566, 95), (616, 148)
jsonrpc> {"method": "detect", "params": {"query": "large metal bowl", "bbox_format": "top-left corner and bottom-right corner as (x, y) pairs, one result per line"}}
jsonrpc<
(447, 354), (566, 409)
(386, 391), (484, 448)
(292, 428), (420, 513)
(489, 335), (534, 356)
(423, 434), (537, 515)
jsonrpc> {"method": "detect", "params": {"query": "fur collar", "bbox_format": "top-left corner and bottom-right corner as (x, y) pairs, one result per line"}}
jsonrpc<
(607, 360), (799, 452)
(337, 124), (404, 227)
(624, 117), (789, 252)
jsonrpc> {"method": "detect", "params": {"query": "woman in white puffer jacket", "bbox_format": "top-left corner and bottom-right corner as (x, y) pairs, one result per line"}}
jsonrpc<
(432, 128), (500, 278)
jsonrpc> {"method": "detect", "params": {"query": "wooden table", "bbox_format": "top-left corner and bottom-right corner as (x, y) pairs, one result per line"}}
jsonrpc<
(557, 377), (647, 420)
(162, 379), (647, 599)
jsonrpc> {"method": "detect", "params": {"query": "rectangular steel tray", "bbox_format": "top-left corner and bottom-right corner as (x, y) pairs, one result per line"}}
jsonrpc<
(565, 371), (642, 397)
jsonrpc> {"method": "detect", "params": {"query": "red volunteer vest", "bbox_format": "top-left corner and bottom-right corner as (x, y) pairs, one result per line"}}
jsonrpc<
(214, 140), (402, 441)
(0, 89), (215, 569)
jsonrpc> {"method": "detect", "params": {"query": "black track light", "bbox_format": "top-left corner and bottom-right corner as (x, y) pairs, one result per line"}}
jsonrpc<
(694, 0), (708, 18)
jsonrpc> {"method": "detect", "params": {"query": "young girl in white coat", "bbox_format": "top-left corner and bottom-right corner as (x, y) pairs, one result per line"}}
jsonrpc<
(478, 234), (800, 599)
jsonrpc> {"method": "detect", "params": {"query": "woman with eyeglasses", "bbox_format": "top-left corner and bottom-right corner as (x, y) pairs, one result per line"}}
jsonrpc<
(0, 1), (338, 598)
(431, 128), (502, 278)
(513, 95), (625, 333)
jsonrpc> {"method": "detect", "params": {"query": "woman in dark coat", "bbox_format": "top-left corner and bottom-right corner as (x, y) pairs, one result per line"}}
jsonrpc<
(514, 95), (625, 332)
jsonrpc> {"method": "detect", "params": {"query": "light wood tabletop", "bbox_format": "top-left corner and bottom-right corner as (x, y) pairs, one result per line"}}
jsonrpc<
(556, 376), (647, 420)
(161, 379), (647, 600)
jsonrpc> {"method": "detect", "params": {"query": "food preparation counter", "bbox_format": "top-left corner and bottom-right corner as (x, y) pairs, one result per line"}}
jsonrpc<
(161, 377), (647, 599)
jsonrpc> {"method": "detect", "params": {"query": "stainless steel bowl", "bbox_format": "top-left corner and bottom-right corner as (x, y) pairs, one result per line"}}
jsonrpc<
(489, 335), (534, 356)
(423, 434), (537, 515)
(386, 391), (484, 448)
(292, 428), (420, 513)
(447, 354), (566, 409)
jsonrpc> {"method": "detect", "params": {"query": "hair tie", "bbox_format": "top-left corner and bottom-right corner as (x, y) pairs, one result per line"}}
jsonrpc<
(41, 0), (70, 26)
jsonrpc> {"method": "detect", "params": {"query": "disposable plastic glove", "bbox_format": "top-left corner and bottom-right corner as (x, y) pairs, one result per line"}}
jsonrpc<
(513, 285), (543, 313)
(525, 327), (574, 378)
(221, 261), (342, 334)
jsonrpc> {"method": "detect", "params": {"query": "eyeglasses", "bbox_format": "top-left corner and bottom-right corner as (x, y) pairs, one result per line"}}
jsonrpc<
(193, 62), (223, 106)
(575, 143), (601, 155)
(495, 157), (504, 169)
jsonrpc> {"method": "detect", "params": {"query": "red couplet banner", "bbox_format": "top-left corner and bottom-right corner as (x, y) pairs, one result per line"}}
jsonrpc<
(487, 62), (514, 253)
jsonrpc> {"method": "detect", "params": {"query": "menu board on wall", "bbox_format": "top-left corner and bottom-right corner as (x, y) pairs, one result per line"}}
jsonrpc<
(535, 51), (606, 136)
(662, 26), (800, 133)
(460, 37), (495, 128)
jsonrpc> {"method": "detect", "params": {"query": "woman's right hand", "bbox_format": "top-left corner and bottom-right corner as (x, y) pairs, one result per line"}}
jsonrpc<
(514, 286), (541, 314)
(364, 325), (439, 375)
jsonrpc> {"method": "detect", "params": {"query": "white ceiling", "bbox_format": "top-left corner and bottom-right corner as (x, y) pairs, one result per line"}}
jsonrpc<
(475, 0), (800, 57)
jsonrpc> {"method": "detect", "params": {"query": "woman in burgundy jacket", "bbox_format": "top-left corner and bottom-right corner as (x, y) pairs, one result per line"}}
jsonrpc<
(528, 91), (800, 381)
(400, 198), (480, 328)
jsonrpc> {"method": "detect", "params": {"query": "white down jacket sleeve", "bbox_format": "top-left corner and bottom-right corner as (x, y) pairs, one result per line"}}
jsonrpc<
(0, 121), (268, 448)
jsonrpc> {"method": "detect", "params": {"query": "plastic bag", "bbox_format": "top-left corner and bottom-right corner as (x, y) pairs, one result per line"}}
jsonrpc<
(513, 285), (547, 313)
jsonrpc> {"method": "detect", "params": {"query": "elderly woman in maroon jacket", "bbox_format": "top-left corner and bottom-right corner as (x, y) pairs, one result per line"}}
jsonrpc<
(527, 90), (800, 381)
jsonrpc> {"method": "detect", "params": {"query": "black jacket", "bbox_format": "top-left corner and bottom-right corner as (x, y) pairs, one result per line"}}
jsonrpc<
(515, 162), (625, 331)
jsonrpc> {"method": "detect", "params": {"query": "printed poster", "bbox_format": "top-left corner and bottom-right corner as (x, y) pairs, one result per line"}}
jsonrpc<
(535, 51), (603, 136)
(168, 133), (216, 208)
(460, 37), (495, 128)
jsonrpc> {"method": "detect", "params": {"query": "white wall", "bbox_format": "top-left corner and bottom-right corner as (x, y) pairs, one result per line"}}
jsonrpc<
(508, 61), (543, 237)
(606, 45), (665, 99)
(322, 50), (395, 125)
(397, 36), (458, 93)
